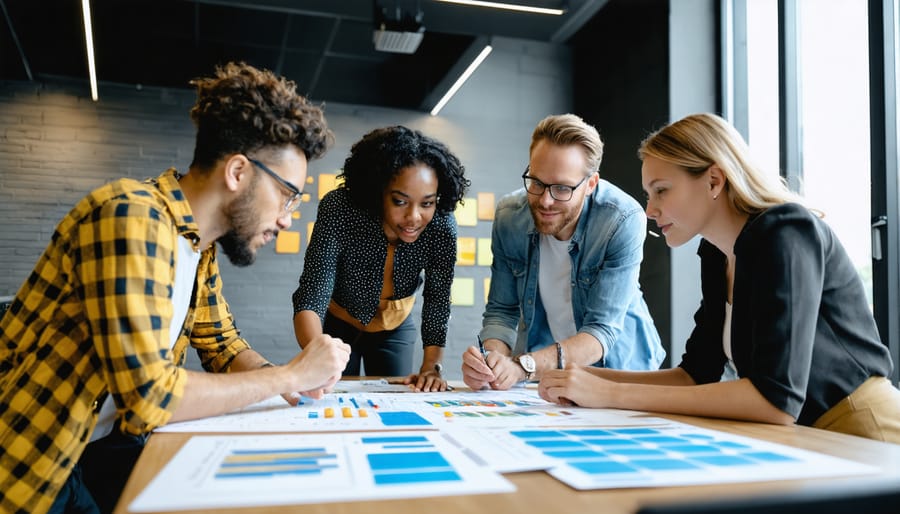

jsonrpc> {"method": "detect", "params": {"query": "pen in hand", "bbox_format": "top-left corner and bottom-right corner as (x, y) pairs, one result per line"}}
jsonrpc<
(477, 335), (490, 367)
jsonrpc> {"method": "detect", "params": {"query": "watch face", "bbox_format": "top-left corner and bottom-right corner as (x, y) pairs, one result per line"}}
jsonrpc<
(519, 354), (536, 373)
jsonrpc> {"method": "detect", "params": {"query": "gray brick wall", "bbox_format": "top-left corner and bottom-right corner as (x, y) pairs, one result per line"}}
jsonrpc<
(0, 37), (573, 380)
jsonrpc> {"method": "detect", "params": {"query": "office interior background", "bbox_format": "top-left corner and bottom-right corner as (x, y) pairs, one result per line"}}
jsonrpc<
(0, 0), (897, 385)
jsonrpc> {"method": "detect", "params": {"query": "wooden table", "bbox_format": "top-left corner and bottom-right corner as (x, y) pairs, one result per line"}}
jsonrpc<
(114, 397), (900, 514)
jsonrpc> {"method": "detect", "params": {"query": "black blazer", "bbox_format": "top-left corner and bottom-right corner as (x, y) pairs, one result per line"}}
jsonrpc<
(678, 203), (892, 425)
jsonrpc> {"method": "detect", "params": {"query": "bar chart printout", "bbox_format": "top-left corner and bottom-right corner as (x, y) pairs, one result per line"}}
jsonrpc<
(488, 423), (879, 490)
(129, 431), (514, 512)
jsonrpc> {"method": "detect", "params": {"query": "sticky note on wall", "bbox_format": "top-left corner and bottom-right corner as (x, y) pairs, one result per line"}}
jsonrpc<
(457, 237), (476, 266)
(450, 277), (475, 306)
(477, 192), (495, 220)
(275, 231), (301, 254)
(454, 198), (478, 227)
(476, 238), (492, 266)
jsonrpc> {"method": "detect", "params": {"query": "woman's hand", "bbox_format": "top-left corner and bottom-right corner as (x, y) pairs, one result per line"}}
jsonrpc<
(539, 366), (615, 408)
(404, 368), (448, 392)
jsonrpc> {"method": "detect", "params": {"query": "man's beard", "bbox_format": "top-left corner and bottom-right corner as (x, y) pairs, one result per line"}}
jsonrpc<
(218, 179), (263, 267)
(530, 206), (575, 238)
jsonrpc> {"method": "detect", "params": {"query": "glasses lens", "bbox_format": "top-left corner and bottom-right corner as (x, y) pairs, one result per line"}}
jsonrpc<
(524, 177), (544, 195)
(285, 194), (302, 213)
(550, 185), (573, 201)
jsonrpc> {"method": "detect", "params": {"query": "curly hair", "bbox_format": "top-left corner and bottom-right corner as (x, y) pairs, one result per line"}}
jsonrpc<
(339, 126), (470, 217)
(188, 61), (334, 169)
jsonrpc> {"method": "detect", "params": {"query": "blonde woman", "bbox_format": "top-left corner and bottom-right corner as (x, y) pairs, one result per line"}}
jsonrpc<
(539, 113), (900, 443)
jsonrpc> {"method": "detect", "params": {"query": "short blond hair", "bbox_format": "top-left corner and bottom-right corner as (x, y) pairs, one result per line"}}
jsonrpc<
(531, 114), (604, 174)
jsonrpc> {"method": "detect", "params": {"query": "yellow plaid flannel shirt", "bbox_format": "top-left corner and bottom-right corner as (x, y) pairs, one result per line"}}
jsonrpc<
(0, 169), (252, 514)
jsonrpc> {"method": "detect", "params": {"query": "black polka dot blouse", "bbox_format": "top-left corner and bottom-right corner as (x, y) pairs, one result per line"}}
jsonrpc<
(292, 188), (457, 347)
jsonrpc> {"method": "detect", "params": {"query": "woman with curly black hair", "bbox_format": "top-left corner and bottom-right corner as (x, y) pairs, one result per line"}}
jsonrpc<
(292, 126), (470, 392)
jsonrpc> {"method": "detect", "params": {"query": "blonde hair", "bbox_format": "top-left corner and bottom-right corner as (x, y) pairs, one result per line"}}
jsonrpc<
(531, 114), (604, 174)
(638, 113), (804, 215)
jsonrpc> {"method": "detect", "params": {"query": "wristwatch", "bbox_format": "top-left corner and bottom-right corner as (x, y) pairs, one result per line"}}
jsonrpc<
(516, 353), (536, 381)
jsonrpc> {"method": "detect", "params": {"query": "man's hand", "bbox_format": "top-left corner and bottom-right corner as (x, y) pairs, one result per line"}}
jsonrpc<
(281, 334), (350, 402)
(461, 345), (495, 390)
(485, 353), (526, 390)
(461, 346), (527, 391)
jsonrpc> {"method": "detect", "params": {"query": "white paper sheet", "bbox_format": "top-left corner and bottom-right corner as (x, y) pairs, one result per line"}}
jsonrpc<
(129, 431), (515, 512)
(156, 389), (671, 433)
(484, 422), (879, 490)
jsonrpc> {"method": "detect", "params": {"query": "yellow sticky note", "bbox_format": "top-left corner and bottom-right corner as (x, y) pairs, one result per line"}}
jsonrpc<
(454, 197), (478, 227)
(477, 237), (492, 266)
(317, 173), (342, 200)
(307, 221), (316, 244)
(484, 277), (491, 304)
(275, 231), (301, 254)
(457, 237), (476, 266)
(450, 277), (475, 306)
(477, 192), (495, 220)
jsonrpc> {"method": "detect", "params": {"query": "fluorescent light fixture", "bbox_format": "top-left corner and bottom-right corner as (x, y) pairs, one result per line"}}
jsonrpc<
(430, 44), (492, 116)
(81, 0), (98, 101)
(436, 0), (565, 16)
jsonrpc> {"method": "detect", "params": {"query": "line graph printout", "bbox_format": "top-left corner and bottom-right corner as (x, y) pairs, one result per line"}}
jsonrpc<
(129, 431), (514, 512)
(484, 422), (879, 490)
(156, 389), (669, 433)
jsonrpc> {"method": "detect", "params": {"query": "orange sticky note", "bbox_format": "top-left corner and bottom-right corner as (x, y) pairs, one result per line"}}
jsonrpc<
(275, 231), (301, 254)
(477, 192), (495, 220)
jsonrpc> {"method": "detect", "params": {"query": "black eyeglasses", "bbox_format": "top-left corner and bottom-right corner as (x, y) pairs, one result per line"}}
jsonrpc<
(521, 165), (590, 202)
(248, 158), (303, 213)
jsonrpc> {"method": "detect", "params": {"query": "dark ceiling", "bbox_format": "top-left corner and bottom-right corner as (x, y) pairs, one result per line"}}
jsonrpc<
(0, 0), (607, 111)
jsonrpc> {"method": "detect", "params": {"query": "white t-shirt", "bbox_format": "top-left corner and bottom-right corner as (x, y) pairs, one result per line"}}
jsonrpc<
(538, 234), (577, 342)
(90, 236), (200, 442)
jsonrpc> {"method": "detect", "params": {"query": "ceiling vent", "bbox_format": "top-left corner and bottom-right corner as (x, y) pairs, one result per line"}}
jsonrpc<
(373, 1), (425, 54)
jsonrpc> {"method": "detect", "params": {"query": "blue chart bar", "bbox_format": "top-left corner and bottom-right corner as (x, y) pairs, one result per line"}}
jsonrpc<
(377, 411), (431, 426)
(362, 436), (430, 444)
(215, 448), (337, 479)
(510, 427), (800, 477)
(366, 451), (462, 485)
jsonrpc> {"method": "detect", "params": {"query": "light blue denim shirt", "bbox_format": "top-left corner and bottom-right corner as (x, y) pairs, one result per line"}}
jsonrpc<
(480, 181), (665, 370)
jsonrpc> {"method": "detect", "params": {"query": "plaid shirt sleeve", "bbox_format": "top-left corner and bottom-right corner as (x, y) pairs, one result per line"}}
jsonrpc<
(77, 198), (188, 435)
(187, 247), (252, 372)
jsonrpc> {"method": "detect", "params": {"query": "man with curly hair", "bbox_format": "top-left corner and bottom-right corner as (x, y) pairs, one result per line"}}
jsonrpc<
(0, 62), (351, 514)
(292, 126), (470, 392)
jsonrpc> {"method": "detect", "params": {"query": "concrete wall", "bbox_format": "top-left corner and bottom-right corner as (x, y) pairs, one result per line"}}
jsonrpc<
(0, 36), (573, 378)
(570, 0), (673, 365)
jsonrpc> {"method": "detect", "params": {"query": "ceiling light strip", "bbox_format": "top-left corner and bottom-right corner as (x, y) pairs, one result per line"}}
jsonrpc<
(81, 0), (98, 101)
(430, 44), (493, 116)
(436, 0), (565, 16)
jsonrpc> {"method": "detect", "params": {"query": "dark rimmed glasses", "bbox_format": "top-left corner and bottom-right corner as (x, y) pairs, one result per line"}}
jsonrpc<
(522, 165), (590, 202)
(249, 158), (304, 213)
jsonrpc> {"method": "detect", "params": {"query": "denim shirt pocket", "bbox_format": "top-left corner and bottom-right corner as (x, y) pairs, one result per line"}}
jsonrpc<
(575, 264), (602, 291)
(509, 258), (528, 300)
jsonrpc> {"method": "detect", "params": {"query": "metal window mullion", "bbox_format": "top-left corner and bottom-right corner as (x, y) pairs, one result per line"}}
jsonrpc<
(870, 0), (900, 385)
(778, 0), (803, 193)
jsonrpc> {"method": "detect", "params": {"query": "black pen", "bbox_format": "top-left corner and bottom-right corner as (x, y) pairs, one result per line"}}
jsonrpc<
(476, 335), (491, 368)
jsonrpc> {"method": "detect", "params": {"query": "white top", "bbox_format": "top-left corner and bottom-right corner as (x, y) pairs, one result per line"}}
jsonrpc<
(721, 301), (739, 381)
(90, 236), (201, 442)
(538, 234), (577, 343)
